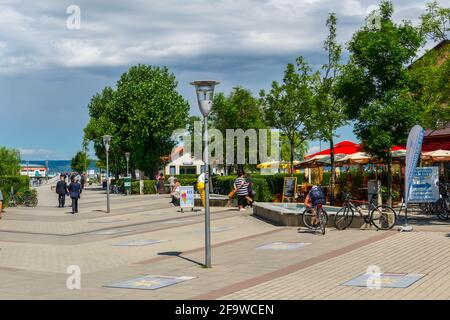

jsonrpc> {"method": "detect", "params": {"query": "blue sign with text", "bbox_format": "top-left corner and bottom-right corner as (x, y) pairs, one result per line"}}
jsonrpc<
(408, 167), (439, 203)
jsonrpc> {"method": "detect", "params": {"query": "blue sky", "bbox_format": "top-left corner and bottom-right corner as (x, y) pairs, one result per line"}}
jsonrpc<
(0, 0), (446, 160)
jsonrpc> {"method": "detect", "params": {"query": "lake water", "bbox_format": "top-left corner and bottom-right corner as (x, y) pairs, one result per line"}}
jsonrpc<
(20, 160), (99, 175)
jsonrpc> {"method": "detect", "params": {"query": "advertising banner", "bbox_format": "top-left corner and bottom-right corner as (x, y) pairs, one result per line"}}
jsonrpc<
(180, 186), (195, 209)
(404, 125), (425, 205)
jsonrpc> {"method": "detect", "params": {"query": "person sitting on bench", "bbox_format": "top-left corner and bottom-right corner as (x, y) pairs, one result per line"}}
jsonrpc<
(170, 178), (181, 205)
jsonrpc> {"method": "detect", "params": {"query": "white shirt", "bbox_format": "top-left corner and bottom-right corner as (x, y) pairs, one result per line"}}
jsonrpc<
(197, 172), (205, 183)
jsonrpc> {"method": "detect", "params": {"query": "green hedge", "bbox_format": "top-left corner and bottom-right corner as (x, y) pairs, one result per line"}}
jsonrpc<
(122, 174), (304, 202)
(0, 175), (30, 207)
(175, 174), (198, 180)
(248, 174), (304, 197)
(211, 175), (281, 202)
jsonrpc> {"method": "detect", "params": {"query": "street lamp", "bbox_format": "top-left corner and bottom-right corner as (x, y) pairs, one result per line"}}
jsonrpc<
(125, 152), (131, 195)
(103, 135), (111, 213)
(190, 80), (220, 268)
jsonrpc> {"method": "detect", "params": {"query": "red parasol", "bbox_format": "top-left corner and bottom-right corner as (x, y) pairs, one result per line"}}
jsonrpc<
(305, 141), (362, 159)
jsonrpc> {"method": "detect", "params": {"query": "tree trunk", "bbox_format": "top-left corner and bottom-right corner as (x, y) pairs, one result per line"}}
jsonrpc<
(387, 153), (393, 206)
(329, 138), (335, 206)
(139, 170), (144, 195)
(290, 139), (295, 176)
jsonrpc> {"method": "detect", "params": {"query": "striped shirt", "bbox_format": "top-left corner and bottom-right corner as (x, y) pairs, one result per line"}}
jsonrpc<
(234, 177), (248, 196)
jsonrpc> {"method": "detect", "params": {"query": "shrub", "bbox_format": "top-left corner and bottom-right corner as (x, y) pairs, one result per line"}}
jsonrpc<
(212, 176), (236, 194)
(252, 178), (272, 202)
(175, 174), (198, 180)
(131, 181), (140, 194)
(381, 186), (400, 202)
(177, 178), (197, 187)
(0, 175), (30, 207)
(212, 174), (296, 202)
(143, 180), (157, 194)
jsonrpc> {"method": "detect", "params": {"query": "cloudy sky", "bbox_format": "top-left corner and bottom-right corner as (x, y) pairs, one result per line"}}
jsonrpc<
(0, 0), (447, 160)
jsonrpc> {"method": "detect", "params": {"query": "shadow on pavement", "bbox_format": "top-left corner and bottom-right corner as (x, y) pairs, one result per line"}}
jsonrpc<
(158, 251), (205, 267)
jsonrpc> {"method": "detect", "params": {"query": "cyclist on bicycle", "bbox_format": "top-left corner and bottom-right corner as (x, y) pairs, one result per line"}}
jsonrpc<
(304, 185), (326, 226)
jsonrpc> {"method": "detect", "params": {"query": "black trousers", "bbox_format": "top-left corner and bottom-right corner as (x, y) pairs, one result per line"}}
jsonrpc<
(58, 194), (66, 207)
(71, 197), (78, 213)
(238, 195), (248, 207)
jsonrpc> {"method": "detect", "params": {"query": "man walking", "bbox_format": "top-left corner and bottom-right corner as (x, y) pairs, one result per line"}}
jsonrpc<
(68, 176), (82, 214)
(80, 173), (86, 190)
(56, 175), (68, 208)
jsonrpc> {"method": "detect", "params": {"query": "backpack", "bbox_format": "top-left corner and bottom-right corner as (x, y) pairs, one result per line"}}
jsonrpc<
(309, 186), (325, 206)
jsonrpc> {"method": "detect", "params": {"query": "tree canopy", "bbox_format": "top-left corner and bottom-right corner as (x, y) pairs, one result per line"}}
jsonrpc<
(260, 57), (316, 172)
(337, 0), (425, 204)
(83, 64), (190, 177)
(338, 0), (425, 159)
(311, 12), (347, 204)
(70, 151), (88, 173)
(420, 0), (450, 42)
(0, 146), (21, 176)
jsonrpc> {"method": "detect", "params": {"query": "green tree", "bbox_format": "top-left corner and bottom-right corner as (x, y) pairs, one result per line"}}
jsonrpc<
(0, 147), (21, 175)
(260, 57), (316, 174)
(280, 135), (308, 162)
(420, 1), (450, 42)
(83, 87), (123, 176)
(210, 86), (266, 173)
(408, 40), (449, 129)
(71, 151), (88, 173)
(311, 12), (348, 205)
(337, 0), (425, 205)
(84, 65), (190, 177)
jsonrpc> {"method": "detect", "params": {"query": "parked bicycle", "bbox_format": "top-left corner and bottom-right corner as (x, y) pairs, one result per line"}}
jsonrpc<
(110, 184), (122, 194)
(9, 189), (38, 207)
(302, 204), (328, 235)
(418, 182), (449, 220)
(334, 193), (397, 230)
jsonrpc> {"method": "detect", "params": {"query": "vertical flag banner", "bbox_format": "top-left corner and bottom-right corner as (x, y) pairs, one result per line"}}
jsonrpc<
(404, 125), (425, 204)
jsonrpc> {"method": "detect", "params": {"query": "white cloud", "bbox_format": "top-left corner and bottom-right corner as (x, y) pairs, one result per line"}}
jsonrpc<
(306, 146), (321, 156)
(0, 0), (436, 75)
(19, 148), (54, 159)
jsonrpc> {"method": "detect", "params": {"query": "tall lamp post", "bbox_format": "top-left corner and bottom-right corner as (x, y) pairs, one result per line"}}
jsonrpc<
(125, 152), (130, 195)
(103, 135), (111, 213)
(190, 80), (219, 268)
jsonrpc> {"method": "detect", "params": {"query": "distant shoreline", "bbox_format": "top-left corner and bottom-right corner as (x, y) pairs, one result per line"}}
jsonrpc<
(20, 160), (99, 174)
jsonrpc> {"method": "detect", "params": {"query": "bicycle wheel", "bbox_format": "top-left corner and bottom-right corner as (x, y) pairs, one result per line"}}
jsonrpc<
(436, 199), (449, 221)
(9, 197), (17, 207)
(27, 197), (38, 207)
(318, 208), (327, 235)
(302, 208), (318, 229)
(370, 205), (397, 230)
(334, 206), (354, 230)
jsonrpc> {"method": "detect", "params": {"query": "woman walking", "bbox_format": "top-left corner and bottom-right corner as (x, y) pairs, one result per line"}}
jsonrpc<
(234, 171), (249, 211)
(156, 173), (165, 194)
(68, 176), (82, 214)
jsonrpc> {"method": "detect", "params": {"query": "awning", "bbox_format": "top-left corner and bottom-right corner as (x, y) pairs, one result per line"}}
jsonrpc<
(257, 160), (301, 169)
(422, 149), (450, 162)
(305, 141), (361, 159)
(336, 152), (372, 165)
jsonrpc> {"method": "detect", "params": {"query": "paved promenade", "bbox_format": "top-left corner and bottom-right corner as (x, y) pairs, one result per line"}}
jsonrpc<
(0, 184), (449, 299)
